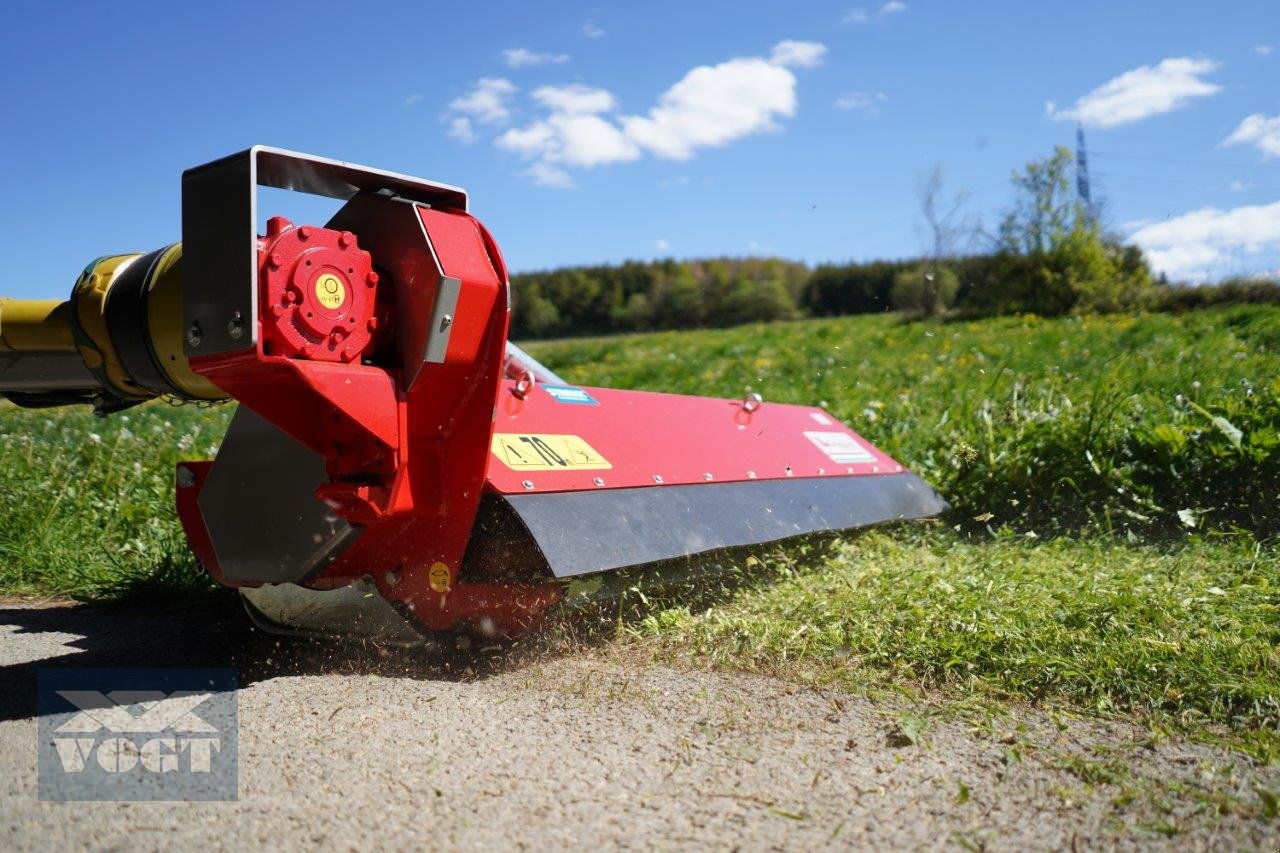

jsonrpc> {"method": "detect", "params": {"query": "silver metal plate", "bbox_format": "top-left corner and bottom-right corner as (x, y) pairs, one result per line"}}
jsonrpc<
(240, 578), (425, 646)
(181, 146), (469, 358)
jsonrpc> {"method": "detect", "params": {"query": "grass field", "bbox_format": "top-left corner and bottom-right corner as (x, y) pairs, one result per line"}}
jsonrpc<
(2, 306), (1278, 761)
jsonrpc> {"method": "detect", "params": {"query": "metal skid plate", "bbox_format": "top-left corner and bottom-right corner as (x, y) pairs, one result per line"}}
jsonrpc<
(198, 406), (359, 584)
(181, 146), (469, 358)
(240, 578), (425, 646)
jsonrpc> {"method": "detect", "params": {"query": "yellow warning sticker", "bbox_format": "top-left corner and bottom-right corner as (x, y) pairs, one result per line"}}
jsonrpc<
(428, 561), (452, 593)
(314, 273), (346, 309)
(491, 433), (612, 471)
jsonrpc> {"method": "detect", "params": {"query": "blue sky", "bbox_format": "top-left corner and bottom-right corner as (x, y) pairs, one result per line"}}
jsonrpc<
(1, 1), (1277, 299)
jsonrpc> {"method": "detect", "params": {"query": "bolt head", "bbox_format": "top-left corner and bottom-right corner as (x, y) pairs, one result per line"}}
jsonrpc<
(176, 466), (198, 488)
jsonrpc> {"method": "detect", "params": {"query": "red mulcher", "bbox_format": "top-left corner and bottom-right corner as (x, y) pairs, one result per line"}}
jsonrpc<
(0, 147), (946, 643)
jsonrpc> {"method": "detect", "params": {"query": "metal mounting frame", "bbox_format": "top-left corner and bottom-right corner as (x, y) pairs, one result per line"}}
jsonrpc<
(181, 146), (469, 357)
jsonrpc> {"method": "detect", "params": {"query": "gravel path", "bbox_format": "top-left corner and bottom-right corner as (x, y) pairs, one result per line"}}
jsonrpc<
(0, 600), (1276, 850)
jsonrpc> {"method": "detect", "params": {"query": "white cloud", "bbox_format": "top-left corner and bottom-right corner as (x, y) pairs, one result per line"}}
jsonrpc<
(1224, 113), (1280, 159)
(503, 48), (571, 68)
(1229, 180), (1252, 192)
(769, 40), (827, 69)
(582, 22), (605, 38)
(1047, 57), (1221, 128)
(842, 2), (905, 23)
(447, 117), (477, 143)
(622, 56), (799, 160)
(498, 84), (640, 168)
(484, 40), (822, 185)
(404, 93), (424, 107)
(447, 77), (517, 125)
(499, 111), (641, 168)
(654, 239), (670, 251)
(532, 84), (616, 114)
(1254, 44), (1275, 56)
(835, 90), (886, 111)
(1128, 200), (1280, 280)
(524, 162), (575, 189)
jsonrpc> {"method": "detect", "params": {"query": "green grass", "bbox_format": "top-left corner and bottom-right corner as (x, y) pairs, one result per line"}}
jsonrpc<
(2, 305), (1278, 757)
(624, 531), (1279, 746)
(0, 401), (230, 599)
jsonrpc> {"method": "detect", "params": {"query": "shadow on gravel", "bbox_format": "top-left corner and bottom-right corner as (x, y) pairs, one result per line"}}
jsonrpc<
(0, 598), (547, 724)
(0, 535), (845, 723)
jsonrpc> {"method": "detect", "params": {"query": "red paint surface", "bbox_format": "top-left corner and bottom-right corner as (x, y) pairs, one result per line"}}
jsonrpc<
(486, 382), (903, 494)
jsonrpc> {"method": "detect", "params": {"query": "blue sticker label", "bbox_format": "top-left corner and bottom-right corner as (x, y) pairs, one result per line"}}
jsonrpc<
(542, 384), (598, 406)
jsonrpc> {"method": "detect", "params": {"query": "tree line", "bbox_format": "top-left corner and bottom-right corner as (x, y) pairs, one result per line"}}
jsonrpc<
(509, 147), (1279, 339)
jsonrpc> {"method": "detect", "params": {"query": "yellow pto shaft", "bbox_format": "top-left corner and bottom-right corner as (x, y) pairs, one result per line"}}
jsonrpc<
(0, 249), (226, 411)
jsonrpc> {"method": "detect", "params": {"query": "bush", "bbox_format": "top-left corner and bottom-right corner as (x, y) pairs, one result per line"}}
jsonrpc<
(801, 261), (898, 315)
(974, 224), (1155, 316)
(1154, 276), (1280, 313)
(510, 257), (808, 338)
(891, 264), (959, 318)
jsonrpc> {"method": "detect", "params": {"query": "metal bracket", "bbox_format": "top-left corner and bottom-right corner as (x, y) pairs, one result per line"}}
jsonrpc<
(181, 146), (468, 357)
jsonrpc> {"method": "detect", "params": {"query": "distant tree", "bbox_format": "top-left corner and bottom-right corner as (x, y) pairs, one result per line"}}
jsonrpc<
(655, 266), (706, 327)
(976, 146), (1155, 315)
(910, 164), (975, 318)
(998, 147), (1079, 257)
(892, 265), (959, 318)
(720, 275), (797, 325)
(523, 293), (562, 337)
(919, 164), (977, 262)
(613, 292), (653, 329)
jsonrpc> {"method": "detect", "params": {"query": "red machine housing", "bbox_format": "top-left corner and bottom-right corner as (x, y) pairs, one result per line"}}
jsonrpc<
(174, 195), (944, 640)
(179, 203), (561, 636)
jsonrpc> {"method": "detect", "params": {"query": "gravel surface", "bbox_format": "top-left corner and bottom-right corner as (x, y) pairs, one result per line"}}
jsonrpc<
(0, 600), (1276, 850)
